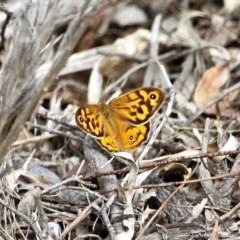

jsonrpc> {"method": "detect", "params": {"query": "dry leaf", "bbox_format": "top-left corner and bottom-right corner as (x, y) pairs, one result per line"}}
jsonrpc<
(18, 187), (42, 215)
(5, 153), (32, 191)
(214, 134), (240, 161)
(211, 220), (219, 240)
(113, 4), (148, 27)
(174, 11), (208, 47)
(153, 162), (191, 181)
(193, 63), (239, 115)
(141, 205), (156, 224)
(88, 60), (104, 103)
(223, 0), (240, 14)
(99, 28), (150, 79)
(190, 198), (208, 220)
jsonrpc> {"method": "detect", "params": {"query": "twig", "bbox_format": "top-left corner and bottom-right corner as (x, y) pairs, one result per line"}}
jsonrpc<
(0, 198), (42, 239)
(97, 194), (116, 239)
(83, 150), (240, 181)
(174, 53), (194, 92)
(136, 182), (186, 239)
(0, 0), (106, 164)
(220, 201), (240, 221)
(197, 118), (219, 207)
(141, 149), (240, 169)
(31, 124), (85, 143)
(135, 171), (240, 191)
(186, 80), (240, 125)
(0, 4), (12, 51)
(42, 161), (97, 195)
(104, 44), (214, 94)
(12, 133), (56, 147)
(59, 198), (102, 239)
(143, 14), (162, 86)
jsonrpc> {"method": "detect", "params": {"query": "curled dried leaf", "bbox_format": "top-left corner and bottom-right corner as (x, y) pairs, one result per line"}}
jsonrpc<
(193, 63), (239, 115)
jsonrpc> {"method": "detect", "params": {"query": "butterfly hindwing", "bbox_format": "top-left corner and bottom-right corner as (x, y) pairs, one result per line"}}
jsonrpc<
(98, 120), (150, 152)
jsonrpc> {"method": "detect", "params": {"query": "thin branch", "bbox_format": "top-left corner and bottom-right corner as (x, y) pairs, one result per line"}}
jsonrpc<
(0, 4), (12, 52)
(186, 81), (240, 125)
(0, 198), (42, 239)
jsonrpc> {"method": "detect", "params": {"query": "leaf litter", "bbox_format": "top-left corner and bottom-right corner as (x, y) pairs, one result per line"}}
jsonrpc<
(0, 1), (240, 239)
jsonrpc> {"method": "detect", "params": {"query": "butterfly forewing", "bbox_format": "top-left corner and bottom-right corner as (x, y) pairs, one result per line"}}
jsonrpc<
(110, 87), (165, 125)
(75, 105), (105, 138)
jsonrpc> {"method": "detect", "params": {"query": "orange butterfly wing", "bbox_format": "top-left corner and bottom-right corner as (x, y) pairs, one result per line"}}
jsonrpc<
(97, 119), (150, 152)
(75, 87), (165, 152)
(110, 87), (165, 124)
(75, 105), (105, 138)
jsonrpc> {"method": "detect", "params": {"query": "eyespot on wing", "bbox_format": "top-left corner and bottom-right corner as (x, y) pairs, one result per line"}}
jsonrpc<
(75, 106), (104, 138)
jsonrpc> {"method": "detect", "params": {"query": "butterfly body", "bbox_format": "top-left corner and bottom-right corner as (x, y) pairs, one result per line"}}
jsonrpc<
(75, 87), (165, 152)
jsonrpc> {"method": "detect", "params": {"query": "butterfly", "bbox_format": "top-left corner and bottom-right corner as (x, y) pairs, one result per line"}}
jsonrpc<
(75, 87), (165, 152)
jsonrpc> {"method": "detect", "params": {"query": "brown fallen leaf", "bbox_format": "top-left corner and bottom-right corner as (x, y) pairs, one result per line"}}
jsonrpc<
(211, 220), (219, 240)
(193, 63), (239, 115)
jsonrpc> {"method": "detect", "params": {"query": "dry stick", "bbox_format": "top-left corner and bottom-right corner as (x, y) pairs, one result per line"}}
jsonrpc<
(76, 234), (101, 239)
(99, 171), (240, 196)
(0, 225), (13, 240)
(98, 194), (116, 239)
(12, 133), (56, 147)
(174, 53), (194, 92)
(12, 213), (27, 240)
(104, 50), (175, 94)
(0, 0), (104, 164)
(107, 61), (150, 93)
(42, 162), (97, 195)
(186, 80), (240, 125)
(220, 201), (240, 221)
(155, 58), (173, 89)
(104, 45), (213, 94)
(83, 136), (126, 236)
(0, 198), (42, 239)
(36, 192), (49, 239)
(36, 109), (80, 131)
(143, 14), (162, 86)
(97, 6), (115, 37)
(141, 149), (240, 168)
(32, 124), (85, 142)
(84, 150), (240, 181)
(136, 183), (186, 240)
(98, 50), (146, 62)
(113, 155), (137, 239)
(0, 4), (12, 51)
(135, 171), (240, 191)
(197, 118), (219, 207)
(59, 198), (102, 240)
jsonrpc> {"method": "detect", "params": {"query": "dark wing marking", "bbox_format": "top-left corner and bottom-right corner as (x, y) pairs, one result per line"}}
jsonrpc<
(110, 87), (165, 125)
(75, 105), (104, 138)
